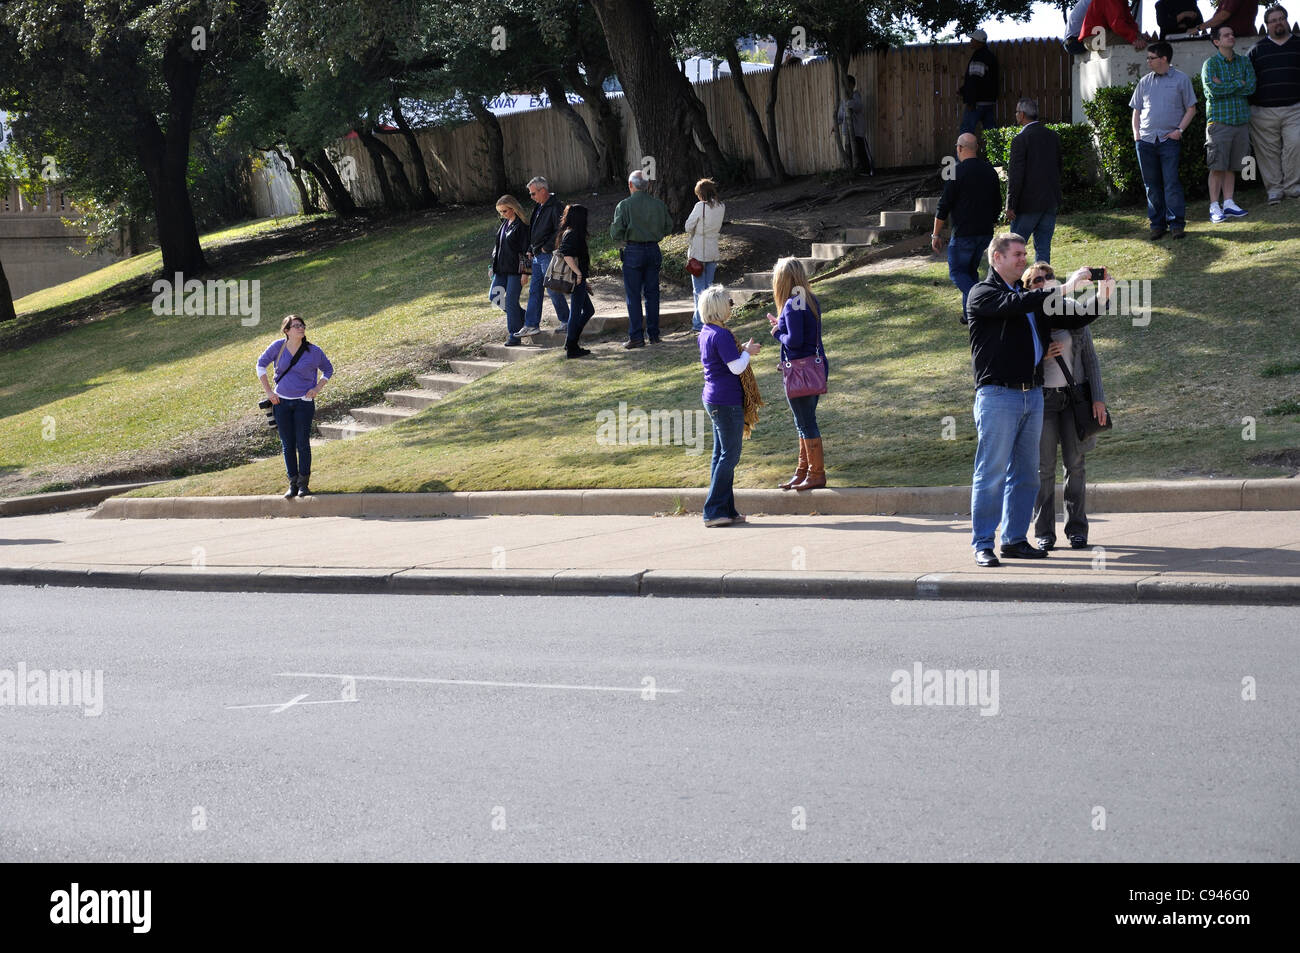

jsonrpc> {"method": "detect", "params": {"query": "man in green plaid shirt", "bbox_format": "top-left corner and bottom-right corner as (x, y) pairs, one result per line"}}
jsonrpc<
(1202, 25), (1258, 222)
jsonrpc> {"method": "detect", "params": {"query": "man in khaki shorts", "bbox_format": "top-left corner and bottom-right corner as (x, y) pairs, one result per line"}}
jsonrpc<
(1202, 25), (1257, 222)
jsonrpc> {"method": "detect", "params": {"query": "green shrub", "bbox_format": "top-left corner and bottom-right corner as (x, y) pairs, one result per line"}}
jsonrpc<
(982, 122), (1108, 213)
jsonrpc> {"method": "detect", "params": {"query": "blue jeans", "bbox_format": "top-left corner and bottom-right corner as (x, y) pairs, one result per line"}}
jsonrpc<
(273, 397), (315, 479)
(971, 385), (1044, 552)
(703, 401), (745, 522)
(786, 393), (821, 439)
(948, 233), (992, 321)
(565, 280), (595, 350)
(690, 261), (718, 331)
(1008, 209), (1057, 264)
(524, 252), (570, 329)
(960, 104), (997, 134)
(622, 243), (662, 342)
(489, 273), (524, 342)
(1135, 138), (1185, 230)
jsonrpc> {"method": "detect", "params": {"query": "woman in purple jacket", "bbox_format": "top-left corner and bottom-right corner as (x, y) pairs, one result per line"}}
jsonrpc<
(768, 257), (828, 490)
(256, 314), (335, 498)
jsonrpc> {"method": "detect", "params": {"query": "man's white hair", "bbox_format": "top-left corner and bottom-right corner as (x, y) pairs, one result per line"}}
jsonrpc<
(628, 170), (650, 190)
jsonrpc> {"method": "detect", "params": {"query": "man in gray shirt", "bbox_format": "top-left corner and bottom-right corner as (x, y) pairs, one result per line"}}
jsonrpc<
(1129, 41), (1200, 238)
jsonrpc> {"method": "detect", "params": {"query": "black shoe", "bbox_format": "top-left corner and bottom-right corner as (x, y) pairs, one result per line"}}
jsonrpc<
(648, 336), (661, 344)
(1171, 226), (1185, 239)
(1035, 537), (1055, 552)
(622, 339), (645, 349)
(1149, 228), (1167, 241)
(566, 347), (592, 359)
(296, 474), (313, 497)
(975, 548), (1000, 568)
(283, 478), (298, 500)
(1001, 540), (1048, 559)
(504, 337), (521, 347)
(1069, 535), (1088, 549)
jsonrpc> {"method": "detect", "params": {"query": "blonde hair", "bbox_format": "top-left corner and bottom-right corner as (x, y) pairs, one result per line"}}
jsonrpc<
(495, 194), (528, 219)
(1020, 260), (1055, 286)
(698, 285), (732, 327)
(771, 257), (819, 317)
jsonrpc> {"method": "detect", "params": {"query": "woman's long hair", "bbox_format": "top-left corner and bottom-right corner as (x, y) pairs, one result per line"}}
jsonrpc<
(772, 257), (819, 318)
(279, 313), (311, 351)
(496, 194), (529, 221)
(558, 203), (588, 236)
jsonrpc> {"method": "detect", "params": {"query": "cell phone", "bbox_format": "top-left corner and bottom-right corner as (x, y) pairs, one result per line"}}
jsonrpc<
(1089, 267), (1106, 280)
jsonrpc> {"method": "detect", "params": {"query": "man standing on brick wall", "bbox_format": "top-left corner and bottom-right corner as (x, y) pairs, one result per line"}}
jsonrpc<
(1248, 4), (1300, 204)
(1130, 41), (1200, 239)
(1202, 25), (1258, 222)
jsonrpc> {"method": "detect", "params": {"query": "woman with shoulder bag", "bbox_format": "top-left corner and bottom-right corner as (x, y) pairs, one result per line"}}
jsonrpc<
(556, 204), (595, 358)
(1022, 261), (1109, 551)
(490, 195), (531, 346)
(684, 178), (725, 333)
(767, 257), (828, 491)
(256, 314), (335, 498)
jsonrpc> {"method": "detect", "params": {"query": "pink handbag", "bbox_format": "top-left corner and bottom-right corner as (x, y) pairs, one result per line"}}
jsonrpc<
(779, 308), (827, 397)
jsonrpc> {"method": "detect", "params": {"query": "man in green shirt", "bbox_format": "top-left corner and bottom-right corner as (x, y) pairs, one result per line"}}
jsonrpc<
(610, 169), (674, 348)
(1202, 25), (1258, 222)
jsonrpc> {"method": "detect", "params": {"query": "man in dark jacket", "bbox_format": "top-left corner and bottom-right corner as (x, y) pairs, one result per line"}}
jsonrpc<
(965, 233), (1113, 567)
(521, 175), (570, 336)
(959, 30), (1000, 133)
(1006, 98), (1063, 263)
(932, 132), (1001, 323)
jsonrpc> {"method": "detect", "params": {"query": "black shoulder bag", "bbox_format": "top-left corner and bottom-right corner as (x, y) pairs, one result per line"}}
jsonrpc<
(275, 340), (311, 383)
(1053, 355), (1112, 442)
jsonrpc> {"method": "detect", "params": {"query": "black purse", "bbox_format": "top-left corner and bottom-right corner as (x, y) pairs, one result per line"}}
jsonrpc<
(1053, 355), (1112, 441)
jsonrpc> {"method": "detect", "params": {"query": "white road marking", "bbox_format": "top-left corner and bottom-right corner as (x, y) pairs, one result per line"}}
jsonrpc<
(276, 672), (682, 695)
(225, 694), (359, 713)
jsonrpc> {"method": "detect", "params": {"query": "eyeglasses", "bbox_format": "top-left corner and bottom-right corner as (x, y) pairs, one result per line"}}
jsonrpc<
(288, 322), (305, 328)
(1146, 54), (1164, 60)
(1030, 275), (1054, 285)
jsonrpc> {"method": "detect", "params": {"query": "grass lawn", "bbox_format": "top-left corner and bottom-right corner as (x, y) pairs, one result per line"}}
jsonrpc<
(0, 208), (505, 494)
(128, 204), (1300, 497)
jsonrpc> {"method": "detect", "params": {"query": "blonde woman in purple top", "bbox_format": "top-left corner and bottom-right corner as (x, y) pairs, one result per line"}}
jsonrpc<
(697, 286), (761, 526)
(256, 314), (335, 498)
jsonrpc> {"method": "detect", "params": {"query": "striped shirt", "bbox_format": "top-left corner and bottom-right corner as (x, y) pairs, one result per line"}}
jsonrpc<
(1202, 52), (1257, 125)
(1248, 34), (1300, 107)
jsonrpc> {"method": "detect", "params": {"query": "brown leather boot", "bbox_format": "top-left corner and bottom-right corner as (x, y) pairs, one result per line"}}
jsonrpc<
(793, 438), (826, 490)
(778, 439), (809, 490)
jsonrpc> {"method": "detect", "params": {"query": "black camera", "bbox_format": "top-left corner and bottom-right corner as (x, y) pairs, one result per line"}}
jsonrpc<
(258, 398), (277, 427)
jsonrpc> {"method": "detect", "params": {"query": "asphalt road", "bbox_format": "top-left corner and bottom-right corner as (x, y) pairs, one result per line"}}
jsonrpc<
(1, 586), (1296, 862)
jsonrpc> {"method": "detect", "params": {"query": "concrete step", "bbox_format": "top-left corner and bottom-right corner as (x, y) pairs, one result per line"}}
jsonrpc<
(350, 405), (419, 427)
(738, 273), (773, 290)
(484, 343), (553, 362)
(412, 373), (474, 398)
(915, 195), (940, 215)
(796, 256), (824, 274)
(811, 242), (874, 258)
(385, 389), (444, 410)
(449, 359), (505, 379)
(318, 421), (377, 441)
(879, 209), (916, 229)
(843, 226), (902, 244)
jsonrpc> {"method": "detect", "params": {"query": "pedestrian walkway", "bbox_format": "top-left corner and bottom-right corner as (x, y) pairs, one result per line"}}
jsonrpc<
(3, 508), (1298, 605)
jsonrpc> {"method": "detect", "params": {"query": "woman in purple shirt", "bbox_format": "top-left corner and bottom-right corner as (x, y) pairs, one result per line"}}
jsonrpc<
(697, 286), (761, 526)
(256, 314), (335, 498)
(768, 257), (828, 491)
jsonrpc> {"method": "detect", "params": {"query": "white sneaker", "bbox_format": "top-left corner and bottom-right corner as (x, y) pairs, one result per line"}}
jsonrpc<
(517, 325), (540, 336)
(1223, 199), (1248, 217)
(1268, 192), (1283, 206)
(1209, 203), (1225, 224)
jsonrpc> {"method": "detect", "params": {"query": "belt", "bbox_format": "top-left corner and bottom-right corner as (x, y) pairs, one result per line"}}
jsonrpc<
(625, 240), (657, 245)
(981, 379), (1038, 391)
(1043, 385), (1070, 393)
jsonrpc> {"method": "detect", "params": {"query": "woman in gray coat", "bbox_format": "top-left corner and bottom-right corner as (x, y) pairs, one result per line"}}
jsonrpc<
(1023, 261), (1109, 550)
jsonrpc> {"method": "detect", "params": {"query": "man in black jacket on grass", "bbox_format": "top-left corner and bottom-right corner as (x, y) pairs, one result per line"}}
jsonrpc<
(1005, 98), (1062, 263)
(932, 132), (1002, 324)
(965, 233), (1114, 568)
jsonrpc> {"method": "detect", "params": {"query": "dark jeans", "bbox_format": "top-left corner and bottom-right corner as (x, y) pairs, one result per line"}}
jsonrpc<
(273, 397), (315, 479)
(1008, 209), (1057, 264)
(1135, 138), (1185, 230)
(489, 273), (524, 342)
(703, 401), (745, 522)
(622, 242), (662, 342)
(960, 104), (997, 134)
(565, 280), (595, 350)
(1033, 388), (1088, 543)
(786, 393), (821, 439)
(948, 233), (992, 321)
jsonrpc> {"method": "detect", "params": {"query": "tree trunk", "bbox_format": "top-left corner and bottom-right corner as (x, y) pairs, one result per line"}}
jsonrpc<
(764, 34), (791, 181)
(357, 130), (400, 210)
(267, 145), (318, 214)
(133, 40), (206, 277)
(359, 128), (419, 210)
(564, 62), (623, 184)
(390, 92), (438, 206)
(540, 73), (602, 189)
(465, 95), (508, 198)
(0, 254), (16, 323)
(303, 147), (359, 217)
(590, 0), (712, 224)
(722, 44), (781, 182)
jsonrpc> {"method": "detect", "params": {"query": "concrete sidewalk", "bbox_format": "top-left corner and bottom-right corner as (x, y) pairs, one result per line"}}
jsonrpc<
(3, 507), (1299, 605)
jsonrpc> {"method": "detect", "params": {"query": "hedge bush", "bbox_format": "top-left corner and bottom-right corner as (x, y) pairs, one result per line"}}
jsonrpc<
(982, 122), (1108, 213)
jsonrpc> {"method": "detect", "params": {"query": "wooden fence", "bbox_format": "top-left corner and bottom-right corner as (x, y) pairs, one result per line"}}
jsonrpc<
(278, 38), (1071, 212)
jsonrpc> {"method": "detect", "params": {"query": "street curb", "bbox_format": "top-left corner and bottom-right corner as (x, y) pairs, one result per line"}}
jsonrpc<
(4, 564), (1298, 606)
(0, 482), (164, 518)
(90, 478), (1300, 519)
